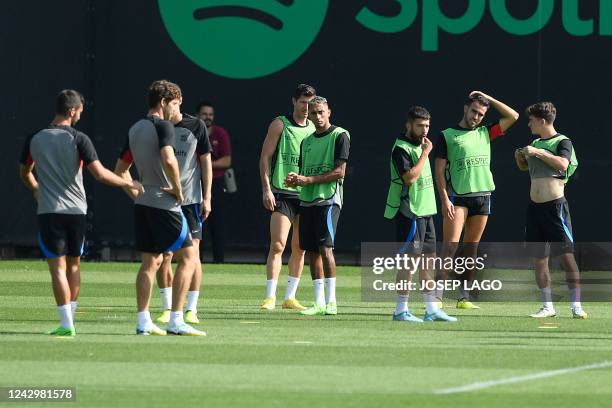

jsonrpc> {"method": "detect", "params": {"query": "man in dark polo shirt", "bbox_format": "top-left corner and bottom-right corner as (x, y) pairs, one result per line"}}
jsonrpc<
(19, 89), (144, 336)
(196, 101), (232, 263)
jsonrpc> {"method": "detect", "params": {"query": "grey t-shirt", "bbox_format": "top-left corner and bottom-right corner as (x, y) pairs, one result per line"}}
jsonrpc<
(174, 114), (212, 205)
(120, 116), (180, 212)
(526, 138), (573, 180)
(20, 125), (98, 215)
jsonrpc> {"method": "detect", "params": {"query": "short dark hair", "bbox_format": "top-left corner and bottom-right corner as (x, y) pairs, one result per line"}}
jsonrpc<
(195, 100), (214, 113)
(56, 89), (84, 116)
(147, 80), (182, 109)
(407, 106), (431, 122)
(527, 102), (556, 124)
(293, 84), (316, 100)
(466, 95), (491, 109)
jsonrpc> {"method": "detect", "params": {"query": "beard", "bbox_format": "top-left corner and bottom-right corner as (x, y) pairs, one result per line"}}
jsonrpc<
(204, 119), (213, 127)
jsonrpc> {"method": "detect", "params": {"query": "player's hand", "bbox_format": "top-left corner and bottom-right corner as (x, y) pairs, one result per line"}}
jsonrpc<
(514, 148), (526, 162)
(523, 146), (540, 157)
(469, 90), (491, 101)
(421, 137), (432, 156)
(442, 198), (455, 220)
(200, 198), (211, 221)
(162, 185), (184, 205)
(294, 175), (310, 186)
(284, 172), (298, 188)
(130, 180), (145, 194)
(262, 189), (276, 211)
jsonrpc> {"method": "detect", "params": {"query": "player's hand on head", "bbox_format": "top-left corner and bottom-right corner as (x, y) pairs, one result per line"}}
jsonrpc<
(262, 190), (276, 211)
(469, 90), (489, 100)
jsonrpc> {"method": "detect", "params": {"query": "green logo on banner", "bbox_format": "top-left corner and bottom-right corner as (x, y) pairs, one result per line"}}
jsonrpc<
(158, 0), (329, 79)
(160, 0), (612, 79)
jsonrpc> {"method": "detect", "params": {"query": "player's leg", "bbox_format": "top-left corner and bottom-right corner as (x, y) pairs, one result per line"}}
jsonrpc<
(185, 238), (203, 323)
(392, 214), (421, 322)
(551, 199), (586, 318)
(64, 214), (86, 319)
(66, 256), (80, 318)
(38, 214), (75, 335)
(300, 250), (327, 316)
(167, 245), (205, 335)
(437, 205), (468, 302)
(530, 255), (556, 317)
(457, 214), (488, 308)
(262, 211), (291, 309)
(283, 213), (306, 309)
(182, 203), (204, 323)
(136, 252), (166, 335)
(46, 256), (75, 335)
(320, 205), (340, 315)
(155, 252), (174, 323)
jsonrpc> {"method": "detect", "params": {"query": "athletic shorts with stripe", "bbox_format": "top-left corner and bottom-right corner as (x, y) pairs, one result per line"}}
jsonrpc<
(525, 197), (574, 258)
(181, 203), (203, 240)
(37, 214), (86, 258)
(134, 204), (193, 254)
(299, 204), (340, 251)
(395, 213), (437, 255)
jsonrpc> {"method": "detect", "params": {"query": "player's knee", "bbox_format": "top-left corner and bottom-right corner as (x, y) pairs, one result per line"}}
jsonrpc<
(270, 240), (286, 255)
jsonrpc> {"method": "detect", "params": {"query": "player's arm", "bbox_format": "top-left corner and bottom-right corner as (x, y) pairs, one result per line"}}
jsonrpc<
(400, 137), (433, 186)
(286, 132), (350, 187)
(259, 119), (283, 210)
(18, 135), (39, 202)
(514, 148), (529, 171)
(433, 133), (455, 220)
(19, 163), (39, 202)
(88, 160), (144, 193)
(199, 152), (212, 220)
(470, 91), (519, 132)
(113, 159), (140, 200)
(155, 121), (183, 205)
(523, 141), (571, 172)
(160, 146), (183, 205)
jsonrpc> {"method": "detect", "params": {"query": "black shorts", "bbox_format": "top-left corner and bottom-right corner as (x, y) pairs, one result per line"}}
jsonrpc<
(37, 214), (86, 259)
(272, 192), (300, 223)
(299, 204), (340, 252)
(182, 204), (203, 240)
(134, 204), (193, 254)
(526, 197), (574, 258)
(395, 213), (437, 255)
(451, 194), (491, 216)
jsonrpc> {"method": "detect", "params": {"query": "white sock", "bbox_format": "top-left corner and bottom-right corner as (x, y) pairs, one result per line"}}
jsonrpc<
(284, 276), (300, 300)
(324, 277), (336, 304)
(265, 279), (278, 299)
(395, 294), (409, 315)
(570, 288), (581, 309)
(423, 291), (439, 314)
(159, 287), (172, 310)
(70, 301), (78, 317)
(169, 311), (184, 326)
(435, 286), (444, 301)
(57, 304), (73, 328)
(541, 287), (554, 310)
(186, 291), (199, 312)
(313, 279), (325, 306)
(137, 311), (151, 327)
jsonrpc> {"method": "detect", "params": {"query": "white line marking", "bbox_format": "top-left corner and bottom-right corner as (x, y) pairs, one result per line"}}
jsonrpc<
(435, 360), (612, 394)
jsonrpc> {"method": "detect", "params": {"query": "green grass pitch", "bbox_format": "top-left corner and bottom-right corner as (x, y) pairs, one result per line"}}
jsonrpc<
(1, 260), (611, 407)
